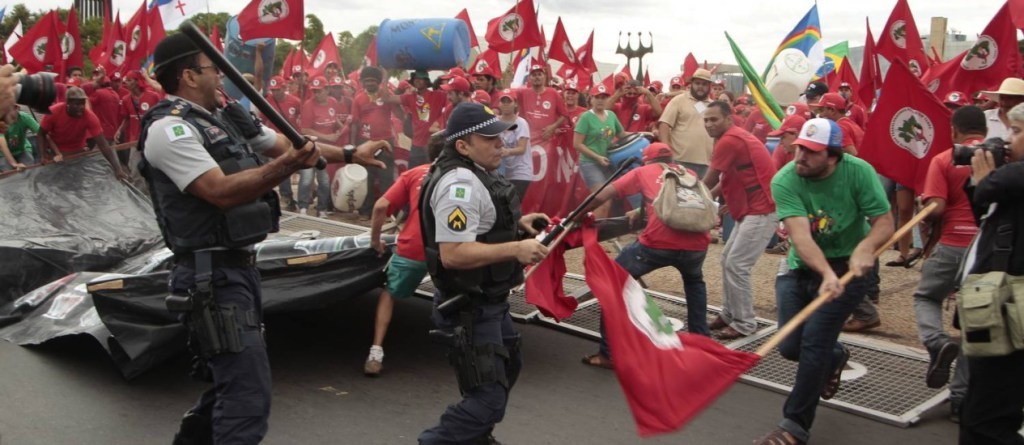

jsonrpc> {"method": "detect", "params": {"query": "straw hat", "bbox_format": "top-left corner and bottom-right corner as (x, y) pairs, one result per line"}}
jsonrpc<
(981, 77), (1024, 101)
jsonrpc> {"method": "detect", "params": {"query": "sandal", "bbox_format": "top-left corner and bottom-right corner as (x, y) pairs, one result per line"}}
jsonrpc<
(753, 428), (805, 445)
(884, 256), (907, 267)
(581, 353), (613, 369)
(904, 248), (924, 268)
(821, 345), (850, 400)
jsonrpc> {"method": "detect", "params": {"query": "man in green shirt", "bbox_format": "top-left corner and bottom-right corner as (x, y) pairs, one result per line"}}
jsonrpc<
(754, 118), (893, 445)
(0, 109), (39, 172)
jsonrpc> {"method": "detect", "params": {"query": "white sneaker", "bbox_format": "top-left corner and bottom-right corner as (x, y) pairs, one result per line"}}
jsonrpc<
(298, 208), (308, 215)
(317, 210), (332, 218)
(364, 345), (384, 376)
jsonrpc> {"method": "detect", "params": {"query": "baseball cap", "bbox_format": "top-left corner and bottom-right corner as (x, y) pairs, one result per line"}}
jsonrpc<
(650, 80), (663, 92)
(309, 76), (328, 90)
(804, 81), (829, 99)
(472, 90), (492, 104)
(360, 66), (383, 82)
(839, 82), (851, 89)
(440, 67), (467, 81)
(591, 83), (612, 96)
(66, 86), (87, 100)
(944, 91), (970, 107)
(268, 75), (286, 90)
(329, 76), (345, 87)
(642, 142), (673, 163)
(529, 57), (547, 73)
(111, 72), (122, 81)
(125, 71), (145, 83)
(410, 70), (430, 81)
(564, 81), (579, 92)
(712, 79), (725, 87)
(471, 60), (496, 78)
(690, 68), (712, 82)
(793, 118), (844, 152)
(444, 102), (517, 142)
(813, 93), (847, 111)
(670, 76), (683, 87)
(785, 102), (814, 119)
(497, 88), (515, 101)
(768, 114), (808, 137)
(441, 76), (471, 93)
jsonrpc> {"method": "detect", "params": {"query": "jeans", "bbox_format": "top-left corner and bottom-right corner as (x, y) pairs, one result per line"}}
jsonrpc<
(297, 168), (330, 211)
(721, 213), (778, 335)
(409, 145), (429, 168)
(359, 149), (396, 216)
(278, 174), (294, 200)
(598, 241), (709, 358)
(578, 161), (611, 189)
(774, 262), (871, 443)
(0, 150), (34, 171)
(850, 261), (881, 322)
(913, 243), (969, 401)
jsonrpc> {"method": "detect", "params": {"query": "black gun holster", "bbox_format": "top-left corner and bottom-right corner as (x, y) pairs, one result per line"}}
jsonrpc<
(429, 308), (510, 395)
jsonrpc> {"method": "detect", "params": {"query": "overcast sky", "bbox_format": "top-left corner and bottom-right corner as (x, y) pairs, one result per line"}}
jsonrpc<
(23, 0), (1016, 81)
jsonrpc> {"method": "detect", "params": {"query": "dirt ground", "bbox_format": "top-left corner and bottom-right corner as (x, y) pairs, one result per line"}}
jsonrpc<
(323, 209), (933, 350)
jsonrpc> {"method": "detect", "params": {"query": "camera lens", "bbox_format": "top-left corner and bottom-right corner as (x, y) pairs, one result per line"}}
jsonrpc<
(14, 72), (57, 114)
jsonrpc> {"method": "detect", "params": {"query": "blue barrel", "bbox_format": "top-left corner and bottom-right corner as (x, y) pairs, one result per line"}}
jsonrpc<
(607, 133), (650, 172)
(376, 18), (470, 70)
(223, 15), (277, 101)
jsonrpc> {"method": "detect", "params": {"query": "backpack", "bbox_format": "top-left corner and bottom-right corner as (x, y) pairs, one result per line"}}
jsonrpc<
(651, 163), (717, 232)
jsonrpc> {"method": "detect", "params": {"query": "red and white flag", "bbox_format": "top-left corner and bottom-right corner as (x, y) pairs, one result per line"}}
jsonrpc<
(860, 59), (952, 191)
(455, 8), (479, 49)
(469, 48), (501, 77)
(523, 219), (580, 321)
(547, 17), (577, 69)
(580, 221), (759, 436)
(123, 1), (151, 72)
(828, 56), (860, 103)
(307, 32), (341, 78)
(945, 3), (1021, 96)
(97, 14), (128, 74)
(875, 0), (929, 77)
(575, 30), (598, 74)
(858, 18), (881, 108)
(9, 10), (62, 73)
(61, 6), (84, 75)
(237, 0), (304, 41)
(363, 34), (377, 67)
(484, 0), (543, 53)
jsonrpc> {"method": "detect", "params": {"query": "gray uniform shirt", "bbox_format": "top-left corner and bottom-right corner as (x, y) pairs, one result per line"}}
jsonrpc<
(430, 166), (497, 243)
(144, 96), (278, 192)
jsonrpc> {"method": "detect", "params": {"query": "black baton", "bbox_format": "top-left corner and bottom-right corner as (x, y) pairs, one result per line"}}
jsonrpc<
(435, 156), (639, 315)
(179, 21), (327, 170)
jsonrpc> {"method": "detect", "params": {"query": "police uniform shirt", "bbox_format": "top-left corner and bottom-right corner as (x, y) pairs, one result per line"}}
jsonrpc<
(145, 95), (278, 192)
(430, 166), (497, 242)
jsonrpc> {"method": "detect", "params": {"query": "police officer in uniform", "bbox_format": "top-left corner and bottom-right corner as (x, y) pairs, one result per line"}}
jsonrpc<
(140, 34), (383, 445)
(418, 103), (551, 445)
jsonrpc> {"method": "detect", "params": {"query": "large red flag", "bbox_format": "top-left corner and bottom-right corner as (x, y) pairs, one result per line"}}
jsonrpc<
(547, 17), (578, 68)
(580, 220), (759, 436)
(279, 47), (296, 78)
(146, 7), (165, 58)
(946, 3), (1022, 96)
(9, 10), (62, 73)
(828, 56), (860, 103)
(484, 0), (544, 53)
(469, 48), (501, 78)
(523, 219), (580, 321)
(575, 30), (598, 74)
(307, 32), (341, 77)
(520, 135), (590, 217)
(237, 0), (304, 41)
(860, 60), (952, 191)
(455, 8), (479, 49)
(920, 49), (965, 99)
(681, 52), (699, 82)
(875, 0), (929, 77)
(858, 18), (881, 108)
(97, 14), (128, 74)
(62, 7), (84, 75)
(123, 2), (151, 72)
(363, 34), (377, 67)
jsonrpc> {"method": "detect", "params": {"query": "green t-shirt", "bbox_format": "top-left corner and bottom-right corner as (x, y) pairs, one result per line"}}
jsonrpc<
(574, 110), (624, 164)
(771, 156), (891, 270)
(3, 112), (40, 157)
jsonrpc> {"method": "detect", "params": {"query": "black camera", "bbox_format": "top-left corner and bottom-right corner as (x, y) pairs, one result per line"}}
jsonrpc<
(13, 72), (57, 113)
(952, 138), (1009, 167)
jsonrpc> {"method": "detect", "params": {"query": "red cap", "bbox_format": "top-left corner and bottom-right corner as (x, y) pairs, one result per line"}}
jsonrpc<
(397, 80), (412, 90)
(591, 83), (612, 96)
(735, 105), (748, 114)
(785, 102), (814, 120)
(768, 114), (808, 137)
(471, 90), (491, 104)
(328, 75), (345, 87)
(497, 88), (515, 101)
(309, 76), (328, 90)
(471, 59), (496, 78)
(111, 72), (122, 81)
(650, 80), (663, 91)
(125, 71), (145, 83)
(812, 93), (847, 111)
(944, 91), (970, 107)
(440, 67), (466, 80)
(642, 142), (674, 163)
(713, 79), (725, 87)
(564, 81), (579, 92)
(268, 76), (286, 90)
(670, 76), (683, 87)
(528, 57), (547, 73)
(441, 76), (471, 93)
(839, 82), (851, 89)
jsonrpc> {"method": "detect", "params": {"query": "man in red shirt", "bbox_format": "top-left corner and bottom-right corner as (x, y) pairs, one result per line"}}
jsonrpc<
(913, 106), (984, 417)
(38, 87), (127, 180)
(579, 142), (712, 368)
(768, 114), (808, 170)
(263, 75), (304, 211)
(352, 66), (400, 219)
(89, 76), (123, 144)
(298, 76), (341, 217)
(611, 79), (663, 132)
(702, 101), (779, 339)
(363, 137), (443, 376)
(115, 71), (161, 145)
(110, 72), (131, 99)
(514, 58), (568, 147)
(838, 82), (868, 129)
(560, 81), (587, 134)
(438, 76), (472, 129)
(327, 75), (355, 144)
(399, 70), (446, 168)
(812, 92), (863, 155)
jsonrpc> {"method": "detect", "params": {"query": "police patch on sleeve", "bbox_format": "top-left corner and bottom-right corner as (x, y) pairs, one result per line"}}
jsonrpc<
(449, 183), (472, 202)
(166, 124), (193, 142)
(447, 207), (468, 232)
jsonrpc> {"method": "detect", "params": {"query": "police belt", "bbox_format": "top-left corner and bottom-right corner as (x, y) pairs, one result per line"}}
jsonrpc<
(174, 250), (256, 269)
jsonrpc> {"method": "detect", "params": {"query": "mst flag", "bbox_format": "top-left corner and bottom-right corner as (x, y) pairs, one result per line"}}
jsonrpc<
(580, 221), (759, 437)
(523, 219), (580, 321)
(876, 0), (928, 77)
(859, 18), (881, 108)
(575, 30), (598, 74)
(547, 17), (577, 68)
(62, 7), (84, 75)
(97, 15), (128, 74)
(238, 0), (304, 41)
(9, 10), (62, 73)
(470, 48), (501, 77)
(860, 60), (952, 191)
(455, 8), (479, 48)
(307, 33), (341, 78)
(484, 0), (543, 53)
(947, 3), (1022, 96)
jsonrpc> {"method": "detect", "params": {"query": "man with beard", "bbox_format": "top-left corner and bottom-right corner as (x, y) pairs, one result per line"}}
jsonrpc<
(658, 68), (714, 177)
(514, 59), (568, 148)
(611, 79), (662, 132)
(353, 66), (400, 220)
(38, 87), (128, 180)
(400, 70), (447, 168)
(755, 118), (892, 445)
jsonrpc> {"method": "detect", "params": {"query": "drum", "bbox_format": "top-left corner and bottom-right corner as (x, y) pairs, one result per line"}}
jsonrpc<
(331, 164), (368, 212)
(376, 18), (471, 70)
(765, 48), (814, 106)
(606, 133), (650, 171)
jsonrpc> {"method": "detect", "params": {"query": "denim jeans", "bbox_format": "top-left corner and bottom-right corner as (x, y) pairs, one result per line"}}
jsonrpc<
(775, 261), (871, 443)
(278, 174), (294, 200)
(359, 149), (396, 216)
(598, 241), (709, 358)
(913, 243), (969, 401)
(297, 168), (330, 211)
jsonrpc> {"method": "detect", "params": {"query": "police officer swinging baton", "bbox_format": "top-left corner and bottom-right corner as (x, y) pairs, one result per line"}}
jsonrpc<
(178, 21), (328, 170)
(436, 157), (640, 315)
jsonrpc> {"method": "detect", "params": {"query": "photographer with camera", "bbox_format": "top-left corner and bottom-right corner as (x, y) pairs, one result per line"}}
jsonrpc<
(958, 102), (1024, 443)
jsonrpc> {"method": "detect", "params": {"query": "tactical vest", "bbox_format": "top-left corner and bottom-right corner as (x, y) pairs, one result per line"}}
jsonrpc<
(137, 99), (280, 255)
(420, 148), (524, 302)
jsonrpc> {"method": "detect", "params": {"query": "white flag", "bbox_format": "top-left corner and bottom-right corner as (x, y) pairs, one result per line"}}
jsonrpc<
(509, 48), (533, 89)
(4, 21), (22, 64)
(152, 0), (208, 30)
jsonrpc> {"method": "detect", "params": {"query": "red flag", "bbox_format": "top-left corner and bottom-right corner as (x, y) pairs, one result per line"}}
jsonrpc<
(579, 220), (759, 436)
(63, 7), (84, 75)
(97, 14), (128, 74)
(643, 70), (651, 87)
(211, 25), (224, 53)
(828, 57), (861, 103)
(875, 0), (929, 77)
(363, 35), (377, 67)
(681, 53), (699, 81)
(237, 0), (304, 41)
(455, 8), (479, 49)
(484, 0), (544, 53)
(858, 18), (881, 108)
(123, 2), (151, 72)
(547, 17), (578, 68)
(90, 3), (112, 63)
(945, 3), (1022, 97)
(523, 220), (579, 321)
(920, 49), (965, 99)
(147, 7), (165, 58)
(860, 60), (952, 191)
(575, 30), (598, 74)
(9, 10), (62, 73)
(279, 47), (295, 77)
(1009, 0), (1024, 29)
(469, 48), (501, 78)
(307, 32), (341, 77)
(521, 137), (590, 217)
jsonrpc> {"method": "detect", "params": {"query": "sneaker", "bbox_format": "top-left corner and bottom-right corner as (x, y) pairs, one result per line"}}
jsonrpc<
(926, 341), (960, 389)
(298, 208), (308, 216)
(317, 210), (332, 218)
(842, 318), (881, 332)
(285, 202), (298, 212)
(364, 345), (384, 377)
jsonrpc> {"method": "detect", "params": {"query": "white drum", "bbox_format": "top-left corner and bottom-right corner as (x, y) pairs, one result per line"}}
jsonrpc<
(331, 164), (369, 212)
(765, 48), (815, 105)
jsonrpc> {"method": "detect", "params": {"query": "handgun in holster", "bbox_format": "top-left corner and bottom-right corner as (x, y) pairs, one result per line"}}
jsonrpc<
(165, 251), (244, 358)
(428, 308), (508, 395)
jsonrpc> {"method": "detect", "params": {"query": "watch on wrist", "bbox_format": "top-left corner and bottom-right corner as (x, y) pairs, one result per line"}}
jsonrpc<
(343, 144), (355, 164)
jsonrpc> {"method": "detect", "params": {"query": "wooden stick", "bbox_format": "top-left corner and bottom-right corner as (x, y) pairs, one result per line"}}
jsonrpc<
(755, 201), (938, 357)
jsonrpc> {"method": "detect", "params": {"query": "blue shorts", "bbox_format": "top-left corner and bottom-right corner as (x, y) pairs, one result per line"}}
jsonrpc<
(579, 161), (612, 189)
(385, 252), (429, 299)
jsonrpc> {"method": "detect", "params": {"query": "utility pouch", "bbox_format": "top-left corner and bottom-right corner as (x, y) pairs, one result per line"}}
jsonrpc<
(958, 272), (1015, 357)
(223, 201), (273, 247)
(1004, 276), (1024, 350)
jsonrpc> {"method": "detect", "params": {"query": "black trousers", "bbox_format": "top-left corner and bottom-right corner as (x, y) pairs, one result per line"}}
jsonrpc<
(960, 350), (1024, 444)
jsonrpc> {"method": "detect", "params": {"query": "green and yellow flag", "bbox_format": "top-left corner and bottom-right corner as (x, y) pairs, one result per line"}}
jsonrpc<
(725, 32), (786, 130)
(814, 41), (849, 80)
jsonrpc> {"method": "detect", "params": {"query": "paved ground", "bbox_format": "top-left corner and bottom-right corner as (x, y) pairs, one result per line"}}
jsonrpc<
(0, 290), (959, 445)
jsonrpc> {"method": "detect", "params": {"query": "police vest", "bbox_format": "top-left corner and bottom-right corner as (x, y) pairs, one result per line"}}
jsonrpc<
(137, 99), (280, 254)
(420, 148), (523, 302)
